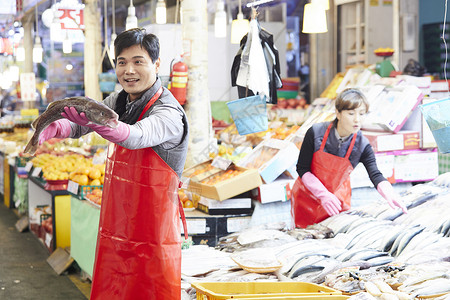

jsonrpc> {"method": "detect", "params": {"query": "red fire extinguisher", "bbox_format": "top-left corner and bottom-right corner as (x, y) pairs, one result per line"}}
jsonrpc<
(168, 57), (188, 105)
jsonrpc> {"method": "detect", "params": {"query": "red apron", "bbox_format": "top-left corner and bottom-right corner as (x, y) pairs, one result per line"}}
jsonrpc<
(90, 88), (183, 300)
(291, 123), (357, 228)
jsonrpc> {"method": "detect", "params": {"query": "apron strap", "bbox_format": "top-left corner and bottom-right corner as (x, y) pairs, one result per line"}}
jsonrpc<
(178, 181), (189, 240)
(137, 87), (164, 121)
(344, 132), (358, 159)
(319, 123), (333, 151)
(320, 123), (357, 159)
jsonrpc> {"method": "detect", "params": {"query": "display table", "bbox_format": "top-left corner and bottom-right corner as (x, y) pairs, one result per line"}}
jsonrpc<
(27, 176), (71, 253)
(0, 151), (4, 204)
(70, 196), (100, 277)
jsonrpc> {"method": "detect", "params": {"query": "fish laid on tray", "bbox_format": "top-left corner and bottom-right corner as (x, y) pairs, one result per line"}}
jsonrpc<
(24, 97), (119, 155)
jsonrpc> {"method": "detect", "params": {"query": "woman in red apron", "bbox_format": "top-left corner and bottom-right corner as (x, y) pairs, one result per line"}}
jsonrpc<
(292, 88), (407, 228)
(39, 29), (189, 299)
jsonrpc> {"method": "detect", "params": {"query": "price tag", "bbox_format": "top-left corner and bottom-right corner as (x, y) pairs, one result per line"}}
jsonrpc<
(211, 156), (232, 170)
(31, 167), (42, 177)
(25, 162), (33, 172)
(67, 180), (79, 195)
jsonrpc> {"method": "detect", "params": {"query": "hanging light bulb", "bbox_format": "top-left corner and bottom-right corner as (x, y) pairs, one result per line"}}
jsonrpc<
(302, 2), (327, 33)
(110, 33), (117, 58)
(33, 36), (43, 63)
(230, 0), (249, 44)
(50, 9), (62, 41)
(156, 0), (167, 24)
(126, 0), (138, 30)
(214, 0), (227, 38)
(33, 5), (43, 63)
(16, 46), (25, 62)
(312, 0), (330, 10)
(63, 30), (72, 54)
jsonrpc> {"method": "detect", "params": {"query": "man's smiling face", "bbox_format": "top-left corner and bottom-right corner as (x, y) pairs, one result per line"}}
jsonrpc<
(115, 44), (160, 101)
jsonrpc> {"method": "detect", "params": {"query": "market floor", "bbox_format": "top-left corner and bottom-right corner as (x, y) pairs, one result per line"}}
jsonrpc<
(0, 203), (89, 300)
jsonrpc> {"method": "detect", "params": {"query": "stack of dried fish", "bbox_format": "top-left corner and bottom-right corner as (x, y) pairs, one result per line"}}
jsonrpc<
(183, 173), (450, 299)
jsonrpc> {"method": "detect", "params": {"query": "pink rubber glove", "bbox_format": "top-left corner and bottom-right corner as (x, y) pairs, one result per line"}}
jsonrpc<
(39, 119), (72, 145)
(61, 107), (130, 144)
(377, 181), (408, 214)
(302, 171), (342, 216)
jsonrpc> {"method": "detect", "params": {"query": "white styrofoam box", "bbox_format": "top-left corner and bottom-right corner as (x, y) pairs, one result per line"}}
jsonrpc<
(251, 175), (296, 204)
(350, 153), (395, 188)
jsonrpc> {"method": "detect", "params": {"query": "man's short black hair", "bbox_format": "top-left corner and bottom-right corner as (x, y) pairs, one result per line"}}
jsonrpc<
(114, 28), (160, 63)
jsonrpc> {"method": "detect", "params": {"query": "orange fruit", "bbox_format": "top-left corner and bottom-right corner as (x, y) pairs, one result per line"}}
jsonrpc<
(90, 179), (101, 186)
(183, 200), (194, 208)
(89, 168), (102, 180)
(78, 174), (89, 186)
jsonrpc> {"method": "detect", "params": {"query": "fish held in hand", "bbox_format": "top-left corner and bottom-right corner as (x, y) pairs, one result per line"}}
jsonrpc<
(24, 97), (119, 155)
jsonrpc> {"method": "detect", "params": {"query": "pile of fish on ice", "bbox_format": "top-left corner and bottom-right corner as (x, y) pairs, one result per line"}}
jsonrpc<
(181, 173), (450, 300)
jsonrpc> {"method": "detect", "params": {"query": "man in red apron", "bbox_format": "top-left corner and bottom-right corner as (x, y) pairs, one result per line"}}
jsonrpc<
(39, 29), (189, 299)
(292, 89), (407, 228)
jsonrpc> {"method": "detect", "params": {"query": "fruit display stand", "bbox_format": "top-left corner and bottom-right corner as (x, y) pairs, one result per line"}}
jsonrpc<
(70, 195), (100, 278)
(27, 175), (71, 253)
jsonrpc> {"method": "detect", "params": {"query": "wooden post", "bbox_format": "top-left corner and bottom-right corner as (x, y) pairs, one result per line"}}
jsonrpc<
(181, 0), (213, 168)
(83, 0), (102, 101)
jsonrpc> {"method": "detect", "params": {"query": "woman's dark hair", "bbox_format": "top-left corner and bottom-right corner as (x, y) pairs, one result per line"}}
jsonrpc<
(333, 88), (369, 126)
(114, 28), (160, 63)
(335, 88), (369, 113)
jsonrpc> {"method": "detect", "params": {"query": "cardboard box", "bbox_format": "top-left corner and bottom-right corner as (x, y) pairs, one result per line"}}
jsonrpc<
(186, 165), (262, 201)
(362, 130), (420, 153)
(251, 176), (296, 204)
(350, 148), (438, 188)
(363, 85), (423, 133)
(238, 139), (300, 184)
(197, 197), (252, 215)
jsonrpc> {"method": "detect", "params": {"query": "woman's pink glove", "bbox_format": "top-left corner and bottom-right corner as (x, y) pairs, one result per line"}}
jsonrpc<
(302, 171), (342, 216)
(377, 181), (408, 214)
(61, 107), (130, 144)
(39, 119), (72, 145)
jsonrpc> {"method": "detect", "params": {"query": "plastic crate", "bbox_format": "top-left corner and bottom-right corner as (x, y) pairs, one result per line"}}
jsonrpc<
(15, 156), (33, 167)
(80, 185), (103, 199)
(192, 282), (342, 300)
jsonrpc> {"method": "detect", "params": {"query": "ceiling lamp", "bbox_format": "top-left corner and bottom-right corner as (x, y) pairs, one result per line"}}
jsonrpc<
(156, 0), (167, 24)
(33, 5), (43, 63)
(50, 9), (62, 41)
(246, 0), (273, 7)
(125, 0), (138, 30)
(63, 31), (72, 53)
(312, 0), (330, 10)
(302, 2), (328, 33)
(230, 0), (249, 44)
(214, 0), (227, 38)
(9, 65), (20, 82)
